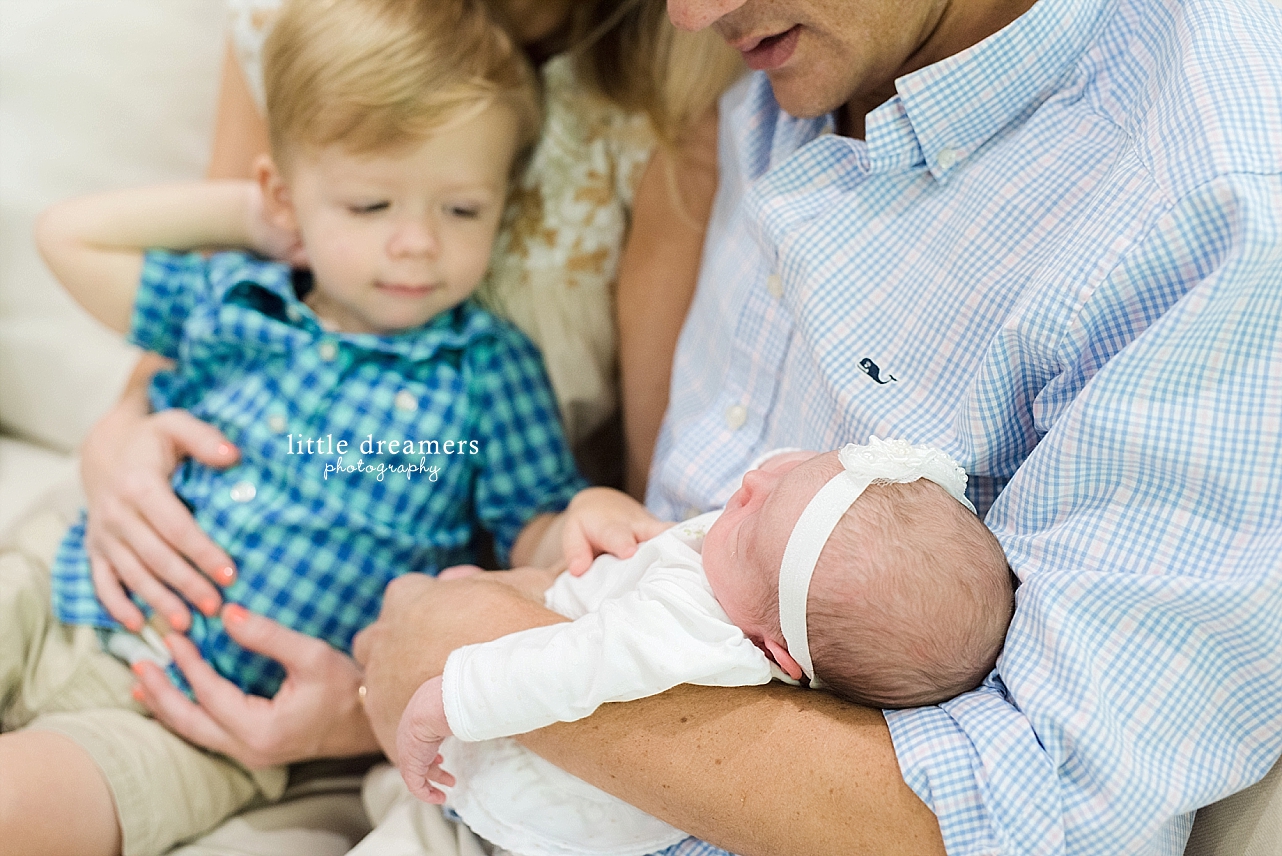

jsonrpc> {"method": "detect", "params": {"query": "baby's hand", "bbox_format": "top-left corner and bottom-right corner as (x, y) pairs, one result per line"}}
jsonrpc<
(561, 487), (671, 576)
(396, 675), (455, 804)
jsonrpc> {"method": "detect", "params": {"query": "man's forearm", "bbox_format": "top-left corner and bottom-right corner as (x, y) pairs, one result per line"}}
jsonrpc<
(357, 576), (945, 855)
(519, 683), (945, 856)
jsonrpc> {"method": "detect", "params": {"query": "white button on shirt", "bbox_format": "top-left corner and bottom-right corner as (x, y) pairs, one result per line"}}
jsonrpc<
(317, 341), (338, 362)
(724, 404), (747, 430)
(229, 481), (256, 503)
(936, 147), (958, 169)
(267, 414), (287, 433)
(394, 390), (418, 412)
(765, 273), (783, 298)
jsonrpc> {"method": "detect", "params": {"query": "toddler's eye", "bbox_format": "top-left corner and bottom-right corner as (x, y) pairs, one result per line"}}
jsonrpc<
(348, 202), (389, 215)
(446, 204), (481, 219)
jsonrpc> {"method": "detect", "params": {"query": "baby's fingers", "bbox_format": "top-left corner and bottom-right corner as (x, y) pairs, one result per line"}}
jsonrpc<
(427, 755), (456, 789)
(562, 523), (596, 576)
(401, 752), (450, 804)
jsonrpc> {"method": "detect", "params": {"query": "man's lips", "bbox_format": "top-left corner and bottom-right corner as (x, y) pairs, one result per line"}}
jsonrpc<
(734, 26), (800, 72)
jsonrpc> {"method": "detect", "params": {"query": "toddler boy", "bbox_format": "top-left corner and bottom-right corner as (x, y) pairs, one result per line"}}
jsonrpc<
(1, 1), (596, 854)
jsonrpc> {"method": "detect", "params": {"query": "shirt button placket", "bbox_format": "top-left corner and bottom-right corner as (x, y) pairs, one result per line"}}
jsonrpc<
(229, 480), (257, 503)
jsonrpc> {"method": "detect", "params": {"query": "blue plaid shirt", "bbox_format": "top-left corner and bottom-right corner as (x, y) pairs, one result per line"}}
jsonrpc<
(648, 0), (1282, 854)
(53, 250), (585, 698)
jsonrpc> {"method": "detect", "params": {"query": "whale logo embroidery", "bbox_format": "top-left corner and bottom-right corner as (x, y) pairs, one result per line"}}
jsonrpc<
(859, 358), (897, 385)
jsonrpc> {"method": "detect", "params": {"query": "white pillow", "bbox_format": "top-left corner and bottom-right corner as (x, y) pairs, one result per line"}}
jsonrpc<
(0, 0), (225, 453)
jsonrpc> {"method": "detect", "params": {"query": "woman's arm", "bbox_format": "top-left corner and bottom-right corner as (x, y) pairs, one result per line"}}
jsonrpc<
(617, 109), (719, 500)
(206, 41), (271, 181)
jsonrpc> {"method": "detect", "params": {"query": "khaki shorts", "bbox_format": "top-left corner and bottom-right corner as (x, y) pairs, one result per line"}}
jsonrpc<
(0, 510), (287, 856)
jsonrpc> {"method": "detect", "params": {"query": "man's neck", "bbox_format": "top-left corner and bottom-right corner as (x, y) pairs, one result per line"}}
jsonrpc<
(839, 0), (1039, 139)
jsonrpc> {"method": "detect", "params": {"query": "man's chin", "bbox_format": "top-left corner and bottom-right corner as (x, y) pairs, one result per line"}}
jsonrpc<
(764, 70), (844, 120)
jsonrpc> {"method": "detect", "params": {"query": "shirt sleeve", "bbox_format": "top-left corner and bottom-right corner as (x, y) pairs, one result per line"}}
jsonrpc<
(467, 325), (588, 564)
(127, 249), (213, 360)
(885, 174), (1282, 855)
(441, 562), (773, 742)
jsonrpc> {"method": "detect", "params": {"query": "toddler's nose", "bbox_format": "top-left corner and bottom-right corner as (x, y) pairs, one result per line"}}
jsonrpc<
(388, 216), (439, 257)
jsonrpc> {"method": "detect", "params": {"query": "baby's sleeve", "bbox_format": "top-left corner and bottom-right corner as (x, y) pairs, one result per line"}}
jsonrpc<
(442, 564), (773, 742)
(128, 250), (212, 359)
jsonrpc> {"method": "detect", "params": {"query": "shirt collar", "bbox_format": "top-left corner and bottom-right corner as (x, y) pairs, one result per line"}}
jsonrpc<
(882, 0), (1112, 180)
(210, 253), (501, 362)
(751, 0), (1112, 179)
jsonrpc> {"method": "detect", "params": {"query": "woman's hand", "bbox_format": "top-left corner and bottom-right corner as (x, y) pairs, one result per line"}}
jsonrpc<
(131, 604), (379, 769)
(81, 357), (241, 633)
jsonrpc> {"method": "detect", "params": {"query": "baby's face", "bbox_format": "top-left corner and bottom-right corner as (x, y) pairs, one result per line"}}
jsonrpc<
(703, 450), (838, 639)
(277, 103), (519, 334)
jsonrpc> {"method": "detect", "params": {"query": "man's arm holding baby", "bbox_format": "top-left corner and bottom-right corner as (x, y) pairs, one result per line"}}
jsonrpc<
(354, 575), (945, 856)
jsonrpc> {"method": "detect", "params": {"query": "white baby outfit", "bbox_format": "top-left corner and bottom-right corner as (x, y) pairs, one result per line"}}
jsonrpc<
(438, 511), (783, 856)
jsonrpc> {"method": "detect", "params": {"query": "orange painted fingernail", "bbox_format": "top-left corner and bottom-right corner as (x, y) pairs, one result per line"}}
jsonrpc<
(223, 603), (249, 624)
(131, 684), (146, 702)
(130, 662), (147, 677)
(198, 596), (221, 616)
(215, 442), (235, 458)
(168, 611), (190, 632)
(215, 566), (236, 584)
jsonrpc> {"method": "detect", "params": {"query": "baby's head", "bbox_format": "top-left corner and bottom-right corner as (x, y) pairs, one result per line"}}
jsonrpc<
(257, 0), (540, 334)
(703, 441), (1014, 708)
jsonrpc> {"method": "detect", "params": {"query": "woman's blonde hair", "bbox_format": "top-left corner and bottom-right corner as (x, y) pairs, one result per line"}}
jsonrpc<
(569, 0), (744, 147)
(263, 0), (540, 165)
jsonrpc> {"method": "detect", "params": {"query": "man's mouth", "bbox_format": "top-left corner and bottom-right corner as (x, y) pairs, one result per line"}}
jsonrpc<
(734, 26), (801, 72)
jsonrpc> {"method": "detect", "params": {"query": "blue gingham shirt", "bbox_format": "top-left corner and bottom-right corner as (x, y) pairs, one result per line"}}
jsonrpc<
(53, 250), (585, 697)
(649, 0), (1282, 853)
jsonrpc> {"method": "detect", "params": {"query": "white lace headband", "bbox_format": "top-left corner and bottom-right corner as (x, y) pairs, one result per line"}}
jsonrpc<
(777, 437), (975, 687)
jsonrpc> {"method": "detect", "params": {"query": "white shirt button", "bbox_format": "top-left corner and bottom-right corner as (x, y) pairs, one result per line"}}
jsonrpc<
(286, 305), (303, 323)
(725, 403), (748, 430)
(394, 390), (418, 412)
(937, 147), (958, 169)
(766, 273), (783, 298)
(317, 341), (338, 362)
(267, 414), (287, 433)
(229, 481), (257, 503)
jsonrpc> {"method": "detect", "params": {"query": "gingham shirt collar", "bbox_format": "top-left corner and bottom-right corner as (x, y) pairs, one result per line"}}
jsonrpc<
(211, 255), (498, 364)
(757, 0), (1114, 180)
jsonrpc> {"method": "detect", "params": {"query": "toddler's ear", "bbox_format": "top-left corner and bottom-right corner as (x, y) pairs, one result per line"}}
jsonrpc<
(763, 637), (805, 681)
(254, 154), (298, 232)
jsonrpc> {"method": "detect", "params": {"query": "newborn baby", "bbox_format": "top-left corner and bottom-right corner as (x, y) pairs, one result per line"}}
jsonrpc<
(395, 439), (1014, 856)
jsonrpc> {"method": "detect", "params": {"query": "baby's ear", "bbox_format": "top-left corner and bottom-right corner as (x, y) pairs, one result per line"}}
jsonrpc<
(255, 154), (298, 232)
(763, 637), (805, 681)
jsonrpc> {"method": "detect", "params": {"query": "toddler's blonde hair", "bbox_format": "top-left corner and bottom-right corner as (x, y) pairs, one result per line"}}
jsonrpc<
(263, 0), (540, 165)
